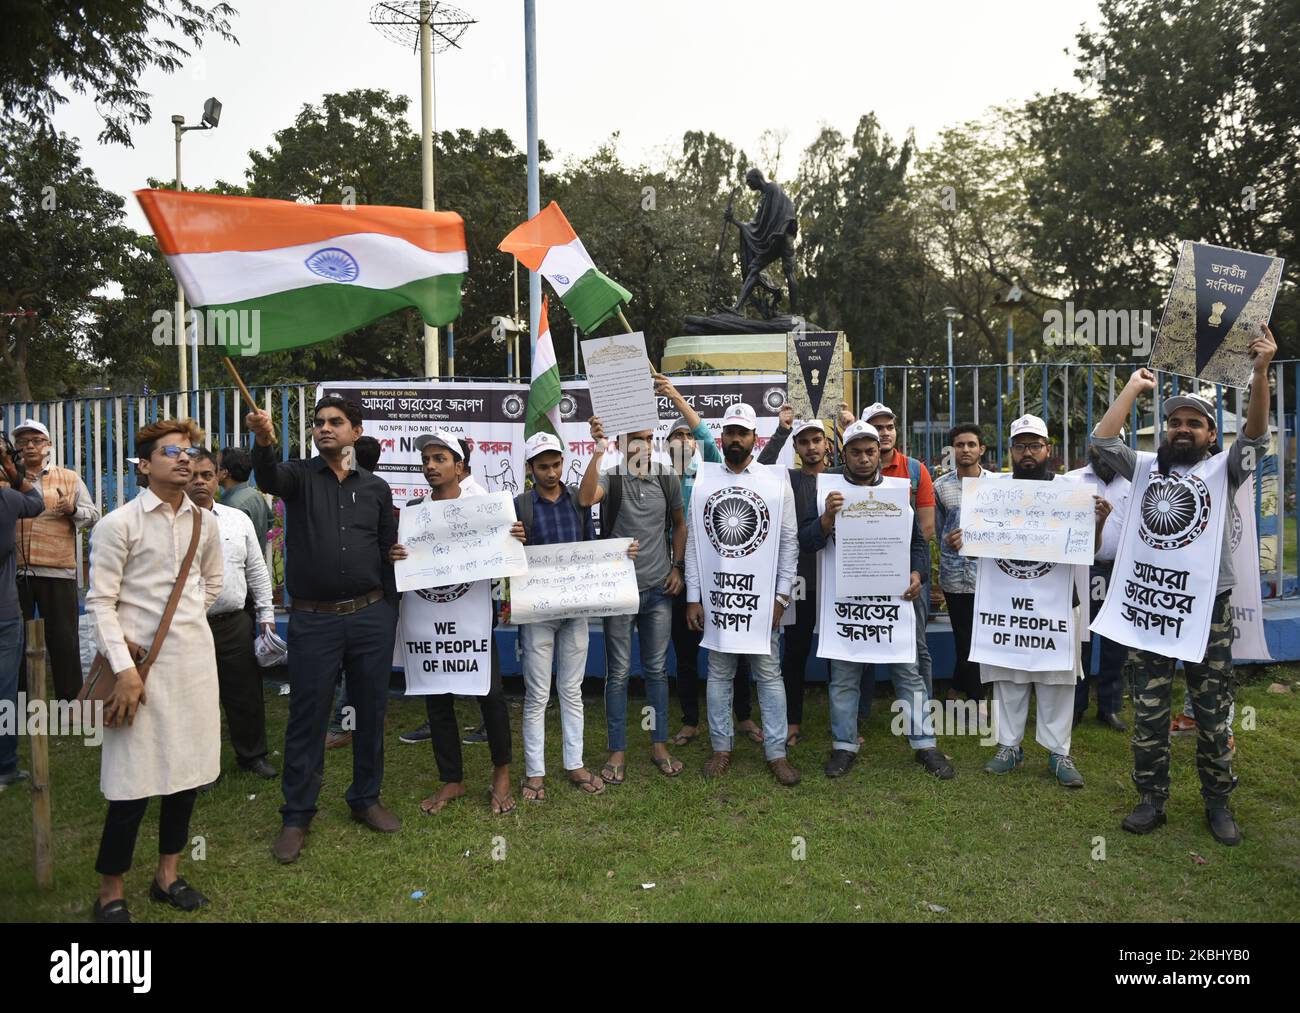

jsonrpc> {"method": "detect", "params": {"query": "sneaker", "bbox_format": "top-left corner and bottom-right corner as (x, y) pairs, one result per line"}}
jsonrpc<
(983, 744), (1023, 774)
(1121, 793), (1167, 834)
(399, 721), (432, 744)
(1170, 714), (1197, 736)
(0, 768), (30, 790)
(1206, 803), (1242, 846)
(823, 749), (857, 778)
(915, 747), (955, 780)
(1048, 752), (1084, 788)
(462, 724), (488, 744)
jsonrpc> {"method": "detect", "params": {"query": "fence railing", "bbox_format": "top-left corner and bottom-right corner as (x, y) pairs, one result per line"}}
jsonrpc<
(5, 361), (1296, 599)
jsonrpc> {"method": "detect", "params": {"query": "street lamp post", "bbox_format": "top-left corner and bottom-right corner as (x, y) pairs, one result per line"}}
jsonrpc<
(173, 97), (221, 412)
(943, 305), (958, 418)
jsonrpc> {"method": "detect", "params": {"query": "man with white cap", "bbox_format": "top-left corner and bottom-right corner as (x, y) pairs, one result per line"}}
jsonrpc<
(685, 402), (801, 786)
(1091, 324), (1275, 846)
(513, 431), (637, 801)
(801, 420), (953, 779)
(953, 414), (1102, 788)
(1067, 435), (1131, 732)
(2, 419), (99, 700)
(760, 405), (831, 746)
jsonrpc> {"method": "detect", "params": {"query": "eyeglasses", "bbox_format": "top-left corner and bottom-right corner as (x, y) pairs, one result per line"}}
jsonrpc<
(14, 438), (47, 449)
(156, 446), (203, 460)
(1011, 442), (1048, 453)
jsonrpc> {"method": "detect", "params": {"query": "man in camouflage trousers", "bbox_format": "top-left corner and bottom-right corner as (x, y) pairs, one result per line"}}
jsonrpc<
(1090, 323), (1276, 847)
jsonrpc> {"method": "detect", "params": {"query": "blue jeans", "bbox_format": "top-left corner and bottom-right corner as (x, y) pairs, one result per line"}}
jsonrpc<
(860, 595), (930, 717)
(0, 618), (23, 774)
(834, 654), (937, 751)
(705, 628), (788, 762)
(603, 587), (672, 751)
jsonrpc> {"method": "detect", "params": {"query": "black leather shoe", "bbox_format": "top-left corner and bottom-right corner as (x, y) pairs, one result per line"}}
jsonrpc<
(916, 748), (955, 780)
(823, 749), (857, 778)
(92, 898), (131, 923)
(240, 757), (278, 779)
(1206, 804), (1242, 847)
(1121, 794), (1167, 834)
(149, 877), (209, 911)
(1098, 711), (1128, 732)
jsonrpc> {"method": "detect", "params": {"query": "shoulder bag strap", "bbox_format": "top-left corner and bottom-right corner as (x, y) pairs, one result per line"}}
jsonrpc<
(140, 507), (203, 676)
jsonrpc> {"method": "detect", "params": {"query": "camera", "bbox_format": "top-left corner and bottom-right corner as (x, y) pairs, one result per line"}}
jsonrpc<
(0, 432), (28, 484)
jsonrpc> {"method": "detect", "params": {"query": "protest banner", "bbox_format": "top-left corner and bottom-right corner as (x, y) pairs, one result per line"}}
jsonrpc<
(959, 475), (1096, 565)
(829, 479), (912, 597)
(580, 331), (660, 436)
(970, 555), (1075, 672)
(394, 492), (527, 592)
(1229, 475), (1270, 661)
(509, 538), (639, 623)
(397, 580), (493, 695)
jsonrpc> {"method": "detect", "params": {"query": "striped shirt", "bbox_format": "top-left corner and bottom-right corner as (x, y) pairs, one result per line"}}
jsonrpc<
(934, 466), (990, 594)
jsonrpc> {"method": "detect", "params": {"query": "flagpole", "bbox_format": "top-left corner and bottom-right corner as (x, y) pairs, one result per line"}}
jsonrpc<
(223, 355), (277, 445)
(525, 0), (541, 359)
(420, 0), (440, 379)
(617, 309), (634, 334)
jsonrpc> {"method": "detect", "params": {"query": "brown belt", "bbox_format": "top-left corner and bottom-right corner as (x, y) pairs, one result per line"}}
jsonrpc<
(290, 588), (384, 615)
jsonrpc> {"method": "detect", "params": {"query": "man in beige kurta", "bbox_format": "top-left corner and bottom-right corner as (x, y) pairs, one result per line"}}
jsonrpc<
(86, 419), (223, 923)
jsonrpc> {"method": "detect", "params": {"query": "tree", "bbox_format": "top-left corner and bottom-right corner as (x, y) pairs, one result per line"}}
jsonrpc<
(1, 1), (238, 147)
(0, 123), (132, 401)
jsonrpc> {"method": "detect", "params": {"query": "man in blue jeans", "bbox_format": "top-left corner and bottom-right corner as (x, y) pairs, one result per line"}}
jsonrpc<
(800, 420), (955, 780)
(0, 437), (45, 789)
(578, 414), (686, 785)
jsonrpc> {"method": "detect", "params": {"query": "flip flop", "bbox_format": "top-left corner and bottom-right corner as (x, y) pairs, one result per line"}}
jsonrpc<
(489, 788), (517, 815)
(669, 729), (699, 747)
(743, 727), (765, 745)
(520, 780), (546, 802)
(786, 731), (802, 748)
(651, 753), (684, 777)
(569, 771), (606, 795)
(599, 762), (625, 786)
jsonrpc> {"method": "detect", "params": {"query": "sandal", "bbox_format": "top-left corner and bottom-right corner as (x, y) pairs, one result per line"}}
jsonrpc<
(743, 726), (765, 745)
(786, 731), (802, 748)
(669, 728), (699, 747)
(599, 762), (625, 786)
(569, 771), (606, 795)
(490, 788), (517, 815)
(520, 779), (546, 802)
(651, 753), (684, 777)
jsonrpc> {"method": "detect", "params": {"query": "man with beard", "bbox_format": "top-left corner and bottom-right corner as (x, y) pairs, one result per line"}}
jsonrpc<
(1066, 442), (1131, 731)
(686, 404), (801, 786)
(953, 415), (1108, 787)
(1091, 324), (1275, 846)
(801, 420), (953, 779)
(760, 404), (831, 746)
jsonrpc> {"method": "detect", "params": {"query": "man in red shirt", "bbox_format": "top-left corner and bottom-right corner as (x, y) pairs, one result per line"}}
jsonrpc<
(861, 402), (937, 706)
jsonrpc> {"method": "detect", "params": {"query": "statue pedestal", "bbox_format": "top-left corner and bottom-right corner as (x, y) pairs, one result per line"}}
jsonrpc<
(661, 333), (855, 389)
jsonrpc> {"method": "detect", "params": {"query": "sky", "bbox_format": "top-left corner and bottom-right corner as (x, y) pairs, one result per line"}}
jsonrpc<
(53, 0), (1103, 233)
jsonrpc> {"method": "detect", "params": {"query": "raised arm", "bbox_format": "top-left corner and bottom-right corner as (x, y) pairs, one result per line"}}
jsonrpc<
(576, 416), (608, 508)
(759, 404), (793, 465)
(247, 409), (302, 497)
(1095, 367), (1155, 439)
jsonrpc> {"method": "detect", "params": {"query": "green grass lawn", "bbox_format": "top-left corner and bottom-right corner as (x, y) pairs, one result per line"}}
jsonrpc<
(2, 667), (1299, 923)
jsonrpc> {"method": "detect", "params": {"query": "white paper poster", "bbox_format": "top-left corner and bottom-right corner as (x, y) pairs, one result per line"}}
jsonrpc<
(1091, 452), (1231, 663)
(509, 538), (639, 623)
(397, 580), (493, 696)
(1229, 475), (1271, 661)
(824, 477), (912, 597)
(394, 492), (527, 592)
(959, 475), (1097, 565)
(689, 462), (784, 655)
(580, 331), (660, 436)
(815, 543), (916, 665)
(970, 555), (1075, 672)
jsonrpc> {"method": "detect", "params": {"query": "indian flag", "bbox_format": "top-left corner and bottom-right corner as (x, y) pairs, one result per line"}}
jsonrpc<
(525, 298), (562, 438)
(135, 189), (467, 354)
(498, 201), (631, 334)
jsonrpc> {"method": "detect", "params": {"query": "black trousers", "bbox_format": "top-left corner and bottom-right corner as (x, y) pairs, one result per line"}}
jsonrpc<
(944, 592), (985, 700)
(18, 575), (83, 700)
(780, 580), (817, 725)
(670, 592), (750, 726)
(280, 597), (397, 827)
(94, 789), (197, 876)
(209, 609), (268, 765)
(425, 649), (512, 783)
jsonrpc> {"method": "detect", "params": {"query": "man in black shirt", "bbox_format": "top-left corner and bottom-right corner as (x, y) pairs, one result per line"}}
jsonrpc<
(247, 397), (400, 864)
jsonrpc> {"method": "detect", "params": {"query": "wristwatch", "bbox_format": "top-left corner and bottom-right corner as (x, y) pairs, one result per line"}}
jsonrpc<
(673, 559), (685, 570)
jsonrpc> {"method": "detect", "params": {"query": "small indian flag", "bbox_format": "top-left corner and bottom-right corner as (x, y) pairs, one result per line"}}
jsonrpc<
(526, 298), (562, 439)
(136, 189), (468, 354)
(498, 201), (631, 334)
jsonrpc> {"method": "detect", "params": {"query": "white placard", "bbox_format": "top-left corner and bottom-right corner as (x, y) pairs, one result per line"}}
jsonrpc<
(1229, 476), (1270, 661)
(959, 475), (1096, 565)
(509, 538), (640, 623)
(825, 478), (912, 597)
(397, 581), (493, 695)
(395, 491), (527, 592)
(580, 331), (660, 436)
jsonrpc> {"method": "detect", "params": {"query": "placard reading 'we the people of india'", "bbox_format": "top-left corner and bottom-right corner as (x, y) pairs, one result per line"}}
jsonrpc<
(1148, 240), (1284, 388)
(958, 476), (1096, 566)
(580, 330), (660, 436)
(394, 492), (527, 592)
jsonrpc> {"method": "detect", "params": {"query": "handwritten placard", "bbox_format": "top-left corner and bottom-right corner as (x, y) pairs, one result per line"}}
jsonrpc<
(958, 476), (1095, 565)
(395, 491), (527, 592)
(509, 538), (639, 623)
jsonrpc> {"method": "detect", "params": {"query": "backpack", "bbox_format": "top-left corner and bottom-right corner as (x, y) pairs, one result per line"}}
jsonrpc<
(514, 483), (587, 542)
(599, 469), (677, 539)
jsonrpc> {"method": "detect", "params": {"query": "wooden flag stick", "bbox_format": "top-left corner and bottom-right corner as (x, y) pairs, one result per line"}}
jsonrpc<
(617, 309), (634, 334)
(26, 619), (52, 890)
(222, 355), (276, 445)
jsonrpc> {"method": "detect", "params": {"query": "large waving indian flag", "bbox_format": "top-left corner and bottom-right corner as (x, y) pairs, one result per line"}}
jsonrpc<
(498, 201), (631, 334)
(136, 189), (468, 354)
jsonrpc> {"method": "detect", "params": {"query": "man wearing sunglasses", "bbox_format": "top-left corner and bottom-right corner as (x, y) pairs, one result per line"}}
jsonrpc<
(248, 397), (400, 864)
